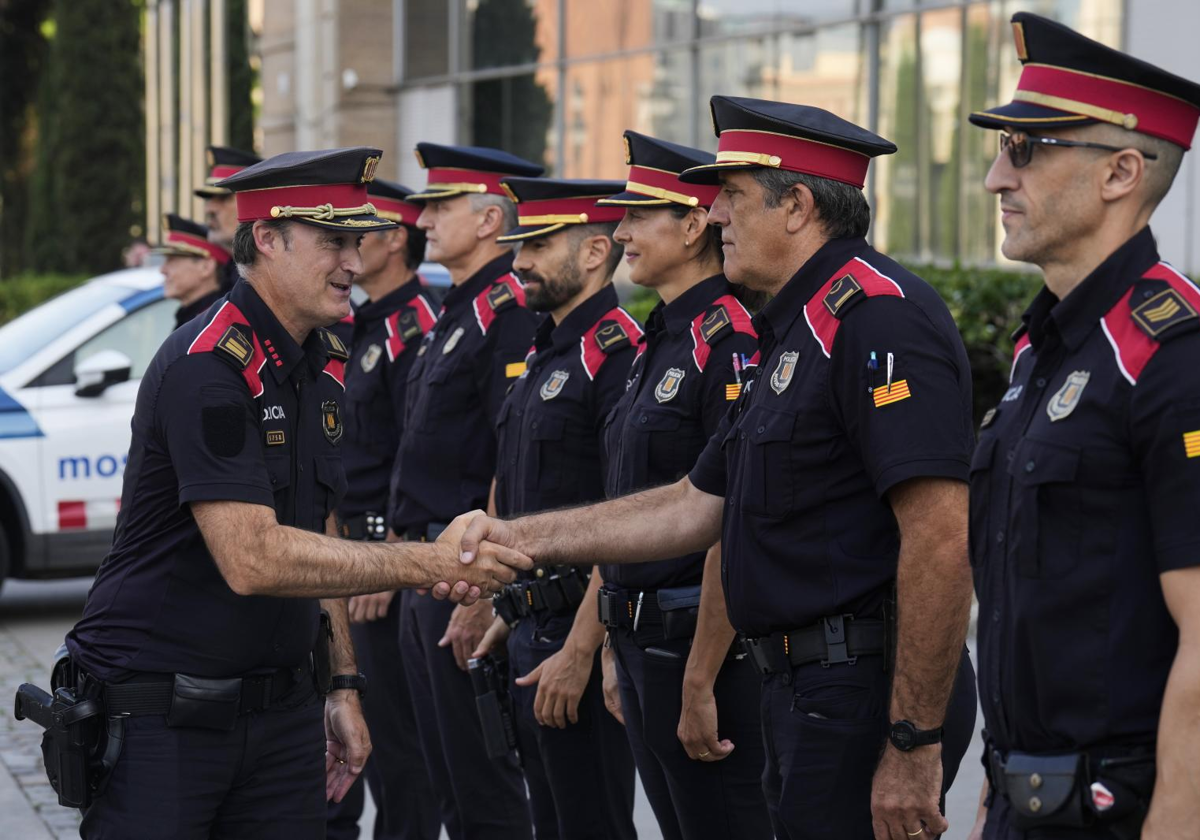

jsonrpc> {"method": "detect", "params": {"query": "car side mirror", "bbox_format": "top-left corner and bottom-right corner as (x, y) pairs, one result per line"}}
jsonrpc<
(74, 349), (132, 398)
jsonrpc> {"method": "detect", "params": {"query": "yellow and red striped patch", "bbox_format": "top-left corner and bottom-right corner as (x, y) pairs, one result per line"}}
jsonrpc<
(1183, 430), (1200, 459)
(725, 383), (742, 401)
(873, 380), (912, 408)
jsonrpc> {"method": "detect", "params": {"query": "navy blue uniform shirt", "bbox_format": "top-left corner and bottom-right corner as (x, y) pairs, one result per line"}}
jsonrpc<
(973, 227), (1200, 754)
(68, 280), (349, 681)
(339, 277), (438, 520)
(601, 274), (757, 591)
(390, 253), (538, 532)
(495, 284), (640, 526)
(689, 237), (974, 637)
(173, 289), (224, 331)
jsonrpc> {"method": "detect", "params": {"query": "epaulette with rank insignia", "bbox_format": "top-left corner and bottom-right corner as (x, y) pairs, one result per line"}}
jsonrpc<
(318, 328), (350, 362)
(689, 295), (756, 372)
(581, 307), (644, 380)
(472, 273), (527, 335)
(804, 257), (905, 358)
(385, 295), (439, 362)
(186, 301), (268, 398)
(1101, 262), (1200, 385)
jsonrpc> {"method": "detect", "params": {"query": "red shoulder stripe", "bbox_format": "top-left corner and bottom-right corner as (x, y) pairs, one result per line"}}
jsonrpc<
(1101, 262), (1200, 385)
(472, 273), (526, 336)
(580, 307), (643, 381)
(803, 256), (905, 358)
(338, 312), (354, 326)
(1010, 334), (1032, 384)
(689, 294), (756, 372)
(385, 295), (439, 362)
(323, 358), (346, 390)
(186, 301), (268, 398)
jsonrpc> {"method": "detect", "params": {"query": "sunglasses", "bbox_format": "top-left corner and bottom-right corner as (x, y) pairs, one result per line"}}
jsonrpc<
(999, 131), (1158, 169)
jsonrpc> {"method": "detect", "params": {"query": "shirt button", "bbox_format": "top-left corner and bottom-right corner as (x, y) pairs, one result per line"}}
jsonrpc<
(1024, 461), (1036, 473)
(639, 415), (648, 424)
(531, 420), (538, 429)
(739, 432), (746, 441)
(273, 643), (281, 651)
(992, 608), (1001, 623)
(728, 498), (734, 506)
(1035, 377), (1047, 388)
(995, 530), (1005, 546)
(757, 426), (765, 434)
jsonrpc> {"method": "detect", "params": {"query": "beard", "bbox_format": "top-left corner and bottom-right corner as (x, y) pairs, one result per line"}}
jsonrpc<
(522, 256), (583, 313)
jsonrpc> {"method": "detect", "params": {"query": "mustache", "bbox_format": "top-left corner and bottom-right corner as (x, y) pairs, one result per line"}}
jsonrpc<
(518, 269), (547, 286)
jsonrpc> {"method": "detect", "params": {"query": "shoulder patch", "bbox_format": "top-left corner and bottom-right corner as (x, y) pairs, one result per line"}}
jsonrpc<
(803, 257), (905, 358)
(472, 273), (527, 335)
(1101, 262), (1200, 386)
(487, 283), (517, 311)
(689, 295), (756, 372)
(395, 309), (423, 343)
(319, 328), (350, 361)
(215, 326), (253, 369)
(823, 274), (864, 319)
(699, 304), (733, 344)
(385, 295), (438, 362)
(1131, 287), (1197, 338)
(581, 307), (644, 380)
(594, 320), (630, 353)
(187, 301), (268, 398)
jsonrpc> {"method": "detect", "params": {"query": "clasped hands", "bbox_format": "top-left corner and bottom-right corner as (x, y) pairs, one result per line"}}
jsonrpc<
(426, 511), (527, 605)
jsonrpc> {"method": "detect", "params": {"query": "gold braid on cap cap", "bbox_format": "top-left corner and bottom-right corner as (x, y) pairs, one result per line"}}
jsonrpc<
(270, 202), (379, 220)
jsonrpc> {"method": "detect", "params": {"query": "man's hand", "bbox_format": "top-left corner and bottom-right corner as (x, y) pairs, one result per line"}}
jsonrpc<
(515, 641), (594, 729)
(427, 511), (531, 601)
(348, 590), (394, 624)
(871, 744), (947, 840)
(601, 644), (624, 724)
(678, 679), (734, 762)
(324, 691), (371, 803)
(472, 616), (511, 659)
(438, 600), (497, 670)
(459, 514), (523, 565)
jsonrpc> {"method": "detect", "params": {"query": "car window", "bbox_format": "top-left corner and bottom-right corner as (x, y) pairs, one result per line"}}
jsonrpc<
(0, 282), (134, 375)
(30, 298), (178, 388)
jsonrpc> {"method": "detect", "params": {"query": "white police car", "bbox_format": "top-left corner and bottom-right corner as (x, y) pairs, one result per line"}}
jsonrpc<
(0, 262), (451, 590)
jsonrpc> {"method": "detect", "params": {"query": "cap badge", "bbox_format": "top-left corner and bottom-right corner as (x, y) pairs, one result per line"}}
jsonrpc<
(361, 155), (381, 183)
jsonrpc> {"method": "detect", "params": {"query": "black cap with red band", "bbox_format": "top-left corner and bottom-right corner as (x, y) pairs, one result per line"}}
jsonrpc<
(152, 214), (231, 264)
(497, 178), (626, 243)
(969, 13), (1200, 150)
(194, 146), (263, 199)
(597, 131), (720, 209)
(367, 179), (422, 227)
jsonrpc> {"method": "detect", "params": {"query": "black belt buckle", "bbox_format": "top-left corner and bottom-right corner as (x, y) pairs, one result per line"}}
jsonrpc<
(597, 589), (620, 627)
(821, 614), (856, 667)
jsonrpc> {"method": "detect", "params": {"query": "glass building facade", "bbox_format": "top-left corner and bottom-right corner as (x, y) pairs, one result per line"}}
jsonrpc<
(390, 0), (1123, 266)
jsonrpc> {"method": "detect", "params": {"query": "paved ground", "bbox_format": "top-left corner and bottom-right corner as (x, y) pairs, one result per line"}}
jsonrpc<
(0, 577), (983, 839)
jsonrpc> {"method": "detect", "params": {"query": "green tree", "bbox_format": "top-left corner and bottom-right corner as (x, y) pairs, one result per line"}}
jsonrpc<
(25, 0), (143, 274)
(470, 0), (552, 168)
(227, 0), (255, 152)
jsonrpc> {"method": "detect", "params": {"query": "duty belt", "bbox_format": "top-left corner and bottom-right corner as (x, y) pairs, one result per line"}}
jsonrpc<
(743, 615), (886, 674)
(493, 567), (589, 624)
(597, 587), (665, 629)
(337, 511), (388, 541)
(401, 522), (449, 542)
(99, 665), (306, 717)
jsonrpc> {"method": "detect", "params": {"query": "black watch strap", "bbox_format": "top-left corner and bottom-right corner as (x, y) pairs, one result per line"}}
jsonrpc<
(329, 673), (368, 698)
(889, 719), (943, 751)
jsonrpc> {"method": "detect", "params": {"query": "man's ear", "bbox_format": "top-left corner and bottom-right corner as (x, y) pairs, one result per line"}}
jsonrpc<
(387, 226), (408, 256)
(1100, 148), (1146, 205)
(252, 221), (283, 260)
(477, 205), (505, 241)
(582, 234), (612, 273)
(783, 182), (817, 235)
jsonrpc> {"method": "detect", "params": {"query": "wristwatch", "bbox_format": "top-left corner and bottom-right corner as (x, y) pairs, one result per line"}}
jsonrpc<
(889, 720), (943, 752)
(329, 673), (368, 698)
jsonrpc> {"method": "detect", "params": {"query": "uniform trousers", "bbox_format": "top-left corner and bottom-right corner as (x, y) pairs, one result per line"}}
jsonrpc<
(611, 628), (773, 840)
(399, 589), (533, 840)
(326, 594), (440, 840)
(81, 677), (325, 839)
(506, 612), (637, 840)
(760, 646), (977, 840)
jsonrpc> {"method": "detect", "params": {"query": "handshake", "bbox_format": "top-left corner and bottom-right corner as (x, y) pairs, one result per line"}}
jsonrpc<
(426, 511), (529, 605)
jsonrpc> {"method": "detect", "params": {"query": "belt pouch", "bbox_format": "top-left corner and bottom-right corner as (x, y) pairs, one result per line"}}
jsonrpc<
(167, 675), (241, 731)
(1003, 752), (1087, 829)
(658, 585), (701, 640)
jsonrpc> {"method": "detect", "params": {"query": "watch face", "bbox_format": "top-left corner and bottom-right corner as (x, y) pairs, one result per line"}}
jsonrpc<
(891, 721), (915, 750)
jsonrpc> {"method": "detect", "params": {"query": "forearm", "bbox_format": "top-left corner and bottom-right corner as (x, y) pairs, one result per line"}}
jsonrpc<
(510, 478), (722, 566)
(1145, 638), (1200, 829)
(320, 516), (358, 674)
(563, 568), (607, 656)
(684, 542), (736, 689)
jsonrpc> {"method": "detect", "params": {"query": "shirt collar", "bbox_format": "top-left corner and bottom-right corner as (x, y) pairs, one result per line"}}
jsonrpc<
(756, 237), (867, 340)
(355, 276), (424, 325)
(440, 252), (515, 311)
(661, 274), (731, 336)
(1024, 226), (1160, 352)
(229, 280), (328, 384)
(534, 283), (620, 354)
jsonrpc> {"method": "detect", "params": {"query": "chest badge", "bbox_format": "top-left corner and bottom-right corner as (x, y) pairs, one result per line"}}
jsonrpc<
(442, 326), (465, 355)
(769, 351), (799, 395)
(321, 400), (343, 444)
(360, 343), (382, 373)
(540, 370), (570, 401)
(1046, 370), (1090, 422)
(654, 367), (686, 403)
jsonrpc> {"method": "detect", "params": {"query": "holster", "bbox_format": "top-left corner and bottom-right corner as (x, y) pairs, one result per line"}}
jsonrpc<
(313, 610), (333, 696)
(468, 656), (518, 759)
(13, 682), (105, 809)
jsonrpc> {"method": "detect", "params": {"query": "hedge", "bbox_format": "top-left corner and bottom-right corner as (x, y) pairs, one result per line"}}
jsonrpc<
(624, 263), (1043, 424)
(0, 273), (88, 327)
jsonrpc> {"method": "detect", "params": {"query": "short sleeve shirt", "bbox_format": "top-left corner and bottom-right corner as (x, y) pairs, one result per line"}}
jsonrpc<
(972, 226), (1200, 754)
(68, 280), (348, 681)
(389, 253), (539, 531)
(600, 274), (758, 590)
(689, 237), (974, 637)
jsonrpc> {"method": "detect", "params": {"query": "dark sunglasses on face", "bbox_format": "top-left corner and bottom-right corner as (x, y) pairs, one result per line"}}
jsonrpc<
(999, 130), (1158, 169)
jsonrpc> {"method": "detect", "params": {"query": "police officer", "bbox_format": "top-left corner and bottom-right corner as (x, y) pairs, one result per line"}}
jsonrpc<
(469, 177), (640, 839)
(589, 131), (772, 840)
(195, 145), (262, 291)
(390, 143), (543, 839)
(458, 98), (980, 840)
(325, 178), (440, 840)
(965, 14), (1200, 839)
(64, 147), (530, 839)
(151, 212), (231, 329)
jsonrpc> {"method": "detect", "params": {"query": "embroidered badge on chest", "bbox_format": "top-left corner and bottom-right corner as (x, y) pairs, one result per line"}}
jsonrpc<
(654, 367), (685, 403)
(1046, 370), (1090, 422)
(321, 400), (343, 444)
(442, 326), (465, 355)
(360, 344), (382, 373)
(770, 351), (799, 395)
(540, 370), (570, 401)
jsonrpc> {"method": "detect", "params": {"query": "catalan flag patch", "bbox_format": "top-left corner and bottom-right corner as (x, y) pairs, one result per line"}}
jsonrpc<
(505, 362), (527, 378)
(872, 380), (912, 408)
(725, 383), (742, 401)
(1183, 430), (1200, 459)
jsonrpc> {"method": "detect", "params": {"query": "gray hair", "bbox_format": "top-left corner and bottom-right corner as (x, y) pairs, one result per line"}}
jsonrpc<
(751, 168), (872, 240)
(469, 192), (518, 239)
(231, 219), (293, 267)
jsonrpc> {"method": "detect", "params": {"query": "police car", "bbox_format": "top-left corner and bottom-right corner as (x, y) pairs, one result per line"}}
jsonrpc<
(0, 263), (451, 590)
